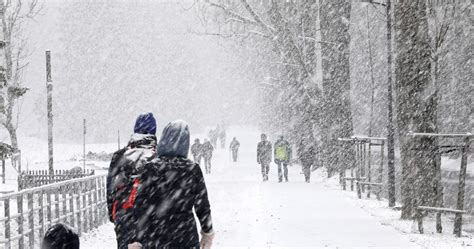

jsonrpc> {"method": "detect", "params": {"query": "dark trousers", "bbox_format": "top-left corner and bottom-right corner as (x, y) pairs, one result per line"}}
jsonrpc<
(260, 162), (270, 181)
(232, 150), (238, 162)
(114, 213), (133, 249)
(302, 163), (311, 183)
(277, 162), (288, 182)
(204, 156), (212, 174)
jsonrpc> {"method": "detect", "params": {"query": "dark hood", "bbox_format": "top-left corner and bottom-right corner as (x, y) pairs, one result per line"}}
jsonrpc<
(157, 120), (190, 158)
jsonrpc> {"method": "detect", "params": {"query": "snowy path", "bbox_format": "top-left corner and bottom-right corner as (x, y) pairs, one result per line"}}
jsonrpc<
(82, 127), (420, 248)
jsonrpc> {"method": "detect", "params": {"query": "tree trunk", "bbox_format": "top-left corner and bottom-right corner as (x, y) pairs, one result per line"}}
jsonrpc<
(0, 1), (19, 152)
(395, 0), (437, 219)
(319, 0), (354, 177)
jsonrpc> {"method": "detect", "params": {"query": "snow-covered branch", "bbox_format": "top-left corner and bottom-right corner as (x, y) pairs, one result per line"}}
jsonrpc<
(240, 0), (275, 34)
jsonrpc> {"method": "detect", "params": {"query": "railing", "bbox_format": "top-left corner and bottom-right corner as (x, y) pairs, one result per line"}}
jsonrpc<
(0, 174), (108, 249)
(17, 169), (95, 191)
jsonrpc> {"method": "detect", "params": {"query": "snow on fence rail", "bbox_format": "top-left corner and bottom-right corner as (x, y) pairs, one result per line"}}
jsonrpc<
(17, 169), (95, 191)
(0, 174), (107, 249)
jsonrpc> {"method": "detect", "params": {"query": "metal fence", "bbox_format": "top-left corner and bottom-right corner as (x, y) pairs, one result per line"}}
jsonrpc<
(17, 170), (95, 191)
(0, 174), (108, 249)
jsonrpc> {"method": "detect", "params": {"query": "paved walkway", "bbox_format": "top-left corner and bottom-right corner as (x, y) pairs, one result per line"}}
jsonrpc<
(82, 128), (420, 248)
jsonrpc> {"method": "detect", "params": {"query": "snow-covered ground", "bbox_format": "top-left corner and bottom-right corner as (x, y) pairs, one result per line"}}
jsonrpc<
(79, 126), (471, 248)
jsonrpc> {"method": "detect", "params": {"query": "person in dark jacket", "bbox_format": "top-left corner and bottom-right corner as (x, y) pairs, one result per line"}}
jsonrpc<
(132, 120), (214, 249)
(297, 139), (317, 183)
(229, 137), (240, 162)
(106, 113), (157, 249)
(274, 136), (292, 182)
(41, 223), (79, 249)
(257, 134), (272, 181)
(191, 138), (203, 164)
(201, 139), (214, 174)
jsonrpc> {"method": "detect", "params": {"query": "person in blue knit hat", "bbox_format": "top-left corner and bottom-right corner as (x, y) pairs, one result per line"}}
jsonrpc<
(133, 112), (157, 135)
(106, 112), (157, 249)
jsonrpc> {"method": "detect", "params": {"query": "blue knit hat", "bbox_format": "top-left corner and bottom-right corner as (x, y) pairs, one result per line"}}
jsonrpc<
(134, 113), (156, 135)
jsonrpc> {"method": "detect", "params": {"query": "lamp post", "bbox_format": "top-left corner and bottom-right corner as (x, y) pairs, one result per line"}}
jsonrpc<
(361, 0), (395, 207)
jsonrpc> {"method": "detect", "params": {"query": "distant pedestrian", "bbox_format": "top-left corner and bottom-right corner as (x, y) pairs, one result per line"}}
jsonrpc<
(297, 139), (317, 183)
(191, 138), (203, 165)
(229, 137), (240, 162)
(209, 128), (219, 148)
(274, 136), (291, 182)
(219, 125), (226, 149)
(202, 139), (214, 174)
(257, 134), (272, 181)
(41, 223), (79, 249)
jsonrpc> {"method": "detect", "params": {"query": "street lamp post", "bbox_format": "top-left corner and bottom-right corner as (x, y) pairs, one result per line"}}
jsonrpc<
(361, 0), (396, 207)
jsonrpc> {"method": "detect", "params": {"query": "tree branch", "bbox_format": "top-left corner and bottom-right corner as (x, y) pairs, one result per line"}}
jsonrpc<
(206, 1), (259, 26)
(240, 0), (275, 34)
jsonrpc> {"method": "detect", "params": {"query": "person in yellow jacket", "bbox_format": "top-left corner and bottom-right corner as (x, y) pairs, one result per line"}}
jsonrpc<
(274, 136), (292, 182)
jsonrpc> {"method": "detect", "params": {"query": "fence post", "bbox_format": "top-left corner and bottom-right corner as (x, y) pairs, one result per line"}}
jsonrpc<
(356, 142), (362, 198)
(87, 179), (93, 230)
(27, 193), (34, 248)
(379, 140), (384, 183)
(98, 176), (105, 225)
(76, 182), (82, 235)
(62, 186), (67, 225)
(367, 143), (372, 198)
(17, 194), (24, 249)
(453, 136), (470, 237)
(93, 179), (99, 228)
(69, 183), (75, 229)
(38, 190), (45, 240)
(47, 190), (52, 229)
(1, 157), (5, 184)
(55, 190), (60, 223)
(4, 198), (11, 249)
(82, 181), (87, 232)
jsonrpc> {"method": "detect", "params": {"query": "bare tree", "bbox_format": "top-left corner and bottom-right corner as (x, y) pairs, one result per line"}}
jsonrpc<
(201, 0), (322, 137)
(0, 0), (40, 152)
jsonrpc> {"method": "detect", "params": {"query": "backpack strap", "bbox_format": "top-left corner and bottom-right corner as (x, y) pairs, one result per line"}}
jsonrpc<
(122, 178), (140, 210)
(112, 200), (118, 221)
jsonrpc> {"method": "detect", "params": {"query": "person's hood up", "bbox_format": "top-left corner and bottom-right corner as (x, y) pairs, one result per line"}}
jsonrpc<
(41, 223), (79, 249)
(157, 120), (190, 158)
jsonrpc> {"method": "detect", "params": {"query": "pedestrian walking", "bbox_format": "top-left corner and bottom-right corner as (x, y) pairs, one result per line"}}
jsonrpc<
(131, 120), (214, 248)
(274, 136), (291, 182)
(106, 113), (157, 249)
(229, 137), (240, 162)
(191, 138), (203, 165)
(297, 139), (317, 183)
(257, 134), (272, 181)
(202, 139), (214, 174)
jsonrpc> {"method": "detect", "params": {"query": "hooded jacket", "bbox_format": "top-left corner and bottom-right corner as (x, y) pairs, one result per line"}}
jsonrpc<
(157, 120), (190, 158)
(133, 120), (213, 248)
(41, 223), (79, 249)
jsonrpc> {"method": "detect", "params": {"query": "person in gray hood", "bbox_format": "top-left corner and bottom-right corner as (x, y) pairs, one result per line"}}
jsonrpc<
(131, 120), (214, 249)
